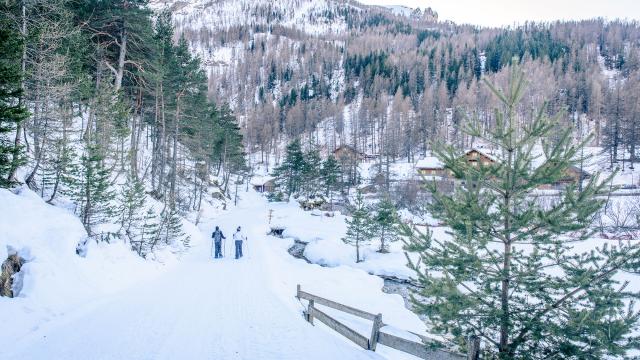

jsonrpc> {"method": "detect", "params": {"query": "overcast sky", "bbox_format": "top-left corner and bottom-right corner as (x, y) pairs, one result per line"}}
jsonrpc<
(358, 0), (640, 27)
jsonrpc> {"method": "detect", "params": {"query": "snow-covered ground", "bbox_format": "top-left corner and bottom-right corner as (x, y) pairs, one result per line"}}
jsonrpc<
(0, 186), (180, 340)
(1, 187), (435, 359)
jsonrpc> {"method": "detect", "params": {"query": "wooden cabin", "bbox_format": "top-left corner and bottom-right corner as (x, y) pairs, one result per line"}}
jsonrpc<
(251, 176), (276, 193)
(415, 157), (447, 177)
(562, 165), (591, 184)
(538, 165), (591, 189)
(464, 148), (497, 167)
(333, 145), (364, 162)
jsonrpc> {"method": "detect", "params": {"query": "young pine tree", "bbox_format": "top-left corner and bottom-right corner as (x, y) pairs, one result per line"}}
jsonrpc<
(321, 155), (341, 209)
(302, 147), (322, 195)
(136, 207), (159, 257)
(372, 197), (399, 253)
(342, 192), (373, 263)
(118, 172), (147, 246)
(402, 65), (640, 358)
(157, 207), (190, 251)
(76, 144), (115, 236)
(272, 139), (306, 198)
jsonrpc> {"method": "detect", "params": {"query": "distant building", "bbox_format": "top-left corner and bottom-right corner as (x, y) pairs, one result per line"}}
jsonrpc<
(415, 156), (446, 177)
(333, 145), (363, 162)
(464, 148), (498, 167)
(538, 165), (592, 189)
(332, 145), (377, 163)
(251, 176), (275, 193)
(563, 165), (591, 183)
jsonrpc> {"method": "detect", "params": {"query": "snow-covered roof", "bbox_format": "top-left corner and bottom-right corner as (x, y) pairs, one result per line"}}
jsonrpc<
(250, 175), (275, 186)
(465, 147), (499, 162)
(415, 156), (445, 169)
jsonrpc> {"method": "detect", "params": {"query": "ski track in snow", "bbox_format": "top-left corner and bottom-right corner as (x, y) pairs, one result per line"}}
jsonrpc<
(5, 190), (383, 360)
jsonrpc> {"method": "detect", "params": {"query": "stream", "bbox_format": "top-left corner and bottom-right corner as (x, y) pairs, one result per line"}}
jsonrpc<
(286, 238), (430, 321)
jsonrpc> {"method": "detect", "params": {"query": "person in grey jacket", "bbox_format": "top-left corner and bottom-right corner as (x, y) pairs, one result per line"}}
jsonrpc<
(233, 226), (246, 259)
(212, 226), (226, 258)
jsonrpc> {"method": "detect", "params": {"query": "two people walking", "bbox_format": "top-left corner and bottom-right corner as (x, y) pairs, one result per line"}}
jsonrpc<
(211, 226), (247, 259)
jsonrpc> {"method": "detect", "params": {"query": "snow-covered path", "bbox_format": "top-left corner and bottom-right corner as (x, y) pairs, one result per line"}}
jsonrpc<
(5, 191), (381, 360)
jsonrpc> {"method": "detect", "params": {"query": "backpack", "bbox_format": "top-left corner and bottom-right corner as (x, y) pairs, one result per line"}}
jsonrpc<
(212, 230), (222, 242)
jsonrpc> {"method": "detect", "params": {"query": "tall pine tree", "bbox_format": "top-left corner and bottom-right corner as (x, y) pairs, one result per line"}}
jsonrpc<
(321, 155), (341, 209)
(403, 64), (640, 358)
(76, 144), (115, 236)
(272, 139), (306, 198)
(0, 2), (28, 187)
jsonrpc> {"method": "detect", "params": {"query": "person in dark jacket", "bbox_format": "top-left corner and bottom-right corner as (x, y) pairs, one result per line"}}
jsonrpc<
(212, 226), (226, 258)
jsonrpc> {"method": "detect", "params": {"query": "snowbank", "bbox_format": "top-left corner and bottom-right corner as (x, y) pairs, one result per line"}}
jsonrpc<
(265, 199), (418, 280)
(0, 187), (172, 347)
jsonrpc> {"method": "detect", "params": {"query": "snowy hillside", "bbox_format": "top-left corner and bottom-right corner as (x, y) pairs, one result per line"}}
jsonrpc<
(152, 0), (355, 36)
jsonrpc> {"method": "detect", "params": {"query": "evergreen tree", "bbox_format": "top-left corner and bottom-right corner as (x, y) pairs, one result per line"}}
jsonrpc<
(157, 207), (190, 251)
(321, 155), (341, 209)
(272, 139), (306, 198)
(342, 191), (374, 263)
(0, 2), (28, 187)
(372, 197), (399, 253)
(214, 103), (246, 194)
(118, 172), (147, 245)
(302, 147), (322, 195)
(165, 35), (206, 209)
(403, 65), (640, 358)
(76, 144), (115, 236)
(72, 0), (154, 92)
(47, 136), (78, 203)
(133, 207), (158, 257)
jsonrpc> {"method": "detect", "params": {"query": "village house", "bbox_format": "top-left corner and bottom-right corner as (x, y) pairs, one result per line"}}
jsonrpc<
(414, 147), (589, 191)
(538, 165), (591, 189)
(415, 156), (447, 178)
(464, 148), (498, 167)
(251, 176), (276, 193)
(333, 145), (363, 162)
(333, 145), (378, 163)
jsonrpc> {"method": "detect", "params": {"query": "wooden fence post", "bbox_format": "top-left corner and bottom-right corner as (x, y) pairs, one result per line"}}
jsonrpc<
(467, 335), (480, 360)
(307, 299), (315, 325)
(369, 313), (383, 351)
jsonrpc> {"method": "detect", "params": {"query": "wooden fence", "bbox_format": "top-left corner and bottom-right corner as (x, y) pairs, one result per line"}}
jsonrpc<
(297, 285), (475, 360)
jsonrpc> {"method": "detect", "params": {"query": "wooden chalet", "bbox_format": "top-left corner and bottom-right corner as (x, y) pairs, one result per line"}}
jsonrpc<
(464, 148), (498, 167)
(251, 176), (276, 193)
(415, 157), (447, 177)
(333, 145), (363, 162)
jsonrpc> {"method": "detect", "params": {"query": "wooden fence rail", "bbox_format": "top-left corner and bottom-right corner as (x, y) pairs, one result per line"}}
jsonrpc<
(297, 285), (378, 321)
(296, 285), (469, 360)
(309, 305), (371, 349)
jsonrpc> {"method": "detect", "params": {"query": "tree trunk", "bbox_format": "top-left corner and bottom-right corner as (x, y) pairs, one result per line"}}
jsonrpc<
(169, 94), (183, 209)
(114, 28), (127, 92)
